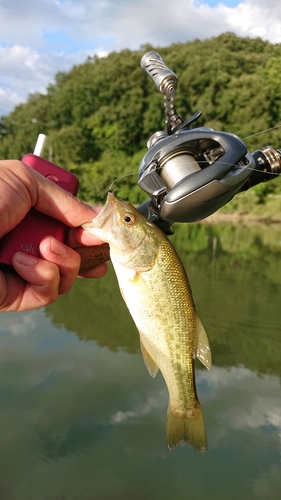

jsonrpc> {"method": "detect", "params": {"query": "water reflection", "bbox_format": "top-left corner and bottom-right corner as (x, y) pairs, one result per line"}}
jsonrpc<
(46, 264), (140, 352)
(47, 221), (281, 376)
(0, 222), (280, 499)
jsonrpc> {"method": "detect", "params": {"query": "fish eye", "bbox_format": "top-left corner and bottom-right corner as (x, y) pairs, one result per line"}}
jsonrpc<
(123, 213), (135, 225)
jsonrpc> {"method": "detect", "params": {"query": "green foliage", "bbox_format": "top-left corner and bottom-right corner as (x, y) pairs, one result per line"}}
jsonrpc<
(1, 33), (281, 205)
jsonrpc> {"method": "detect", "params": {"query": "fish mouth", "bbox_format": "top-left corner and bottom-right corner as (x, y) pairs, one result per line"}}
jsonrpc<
(82, 192), (117, 232)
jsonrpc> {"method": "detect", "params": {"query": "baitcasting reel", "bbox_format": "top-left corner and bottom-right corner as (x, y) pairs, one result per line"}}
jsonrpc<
(137, 51), (281, 228)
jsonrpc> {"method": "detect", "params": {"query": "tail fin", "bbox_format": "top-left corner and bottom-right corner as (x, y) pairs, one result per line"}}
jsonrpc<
(166, 400), (207, 453)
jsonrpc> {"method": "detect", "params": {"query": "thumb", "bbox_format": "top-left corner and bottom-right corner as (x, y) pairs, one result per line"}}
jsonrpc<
(0, 160), (99, 239)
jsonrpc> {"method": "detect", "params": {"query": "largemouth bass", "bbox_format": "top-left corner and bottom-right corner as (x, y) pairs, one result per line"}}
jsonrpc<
(83, 192), (211, 453)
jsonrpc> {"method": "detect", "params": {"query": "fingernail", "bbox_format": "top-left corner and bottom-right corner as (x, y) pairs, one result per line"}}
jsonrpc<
(15, 253), (39, 266)
(50, 237), (67, 257)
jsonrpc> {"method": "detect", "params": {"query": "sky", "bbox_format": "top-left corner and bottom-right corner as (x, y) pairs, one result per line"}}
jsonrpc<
(1, 0), (281, 118)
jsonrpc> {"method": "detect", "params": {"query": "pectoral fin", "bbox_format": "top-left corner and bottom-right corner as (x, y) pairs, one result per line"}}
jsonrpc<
(196, 314), (212, 370)
(140, 340), (159, 378)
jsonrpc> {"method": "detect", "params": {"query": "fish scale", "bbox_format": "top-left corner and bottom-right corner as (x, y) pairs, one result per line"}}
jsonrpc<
(83, 192), (212, 452)
(116, 235), (197, 407)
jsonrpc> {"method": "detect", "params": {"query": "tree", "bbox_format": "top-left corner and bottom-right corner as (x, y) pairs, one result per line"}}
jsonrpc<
(1, 34), (281, 204)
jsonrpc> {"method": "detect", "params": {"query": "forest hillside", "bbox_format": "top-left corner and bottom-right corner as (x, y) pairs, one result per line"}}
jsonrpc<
(1, 32), (281, 209)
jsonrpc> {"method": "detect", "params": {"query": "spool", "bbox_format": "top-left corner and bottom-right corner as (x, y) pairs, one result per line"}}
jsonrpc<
(159, 152), (201, 190)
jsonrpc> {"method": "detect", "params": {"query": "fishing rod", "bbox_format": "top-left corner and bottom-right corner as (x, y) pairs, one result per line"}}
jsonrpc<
(137, 51), (281, 233)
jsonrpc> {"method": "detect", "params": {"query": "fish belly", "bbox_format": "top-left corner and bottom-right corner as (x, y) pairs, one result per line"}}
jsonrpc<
(111, 248), (207, 452)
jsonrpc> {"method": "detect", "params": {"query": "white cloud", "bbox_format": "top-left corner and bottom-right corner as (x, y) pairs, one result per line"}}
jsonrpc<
(197, 366), (281, 447)
(223, 0), (281, 43)
(109, 364), (281, 454)
(0, 311), (37, 337)
(110, 392), (166, 424)
(1, 0), (281, 117)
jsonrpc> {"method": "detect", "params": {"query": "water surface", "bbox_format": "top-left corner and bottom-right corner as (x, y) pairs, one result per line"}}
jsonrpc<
(0, 222), (281, 500)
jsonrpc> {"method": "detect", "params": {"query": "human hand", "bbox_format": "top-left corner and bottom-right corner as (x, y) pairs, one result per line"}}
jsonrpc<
(0, 160), (108, 312)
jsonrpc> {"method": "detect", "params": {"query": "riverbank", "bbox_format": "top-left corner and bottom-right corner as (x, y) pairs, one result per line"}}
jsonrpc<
(202, 192), (281, 225)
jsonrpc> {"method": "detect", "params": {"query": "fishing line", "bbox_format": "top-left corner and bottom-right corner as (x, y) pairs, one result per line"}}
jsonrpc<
(109, 160), (281, 193)
(215, 161), (281, 177)
(242, 123), (281, 141)
(201, 161), (281, 177)
(107, 123), (281, 195)
(108, 171), (139, 192)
